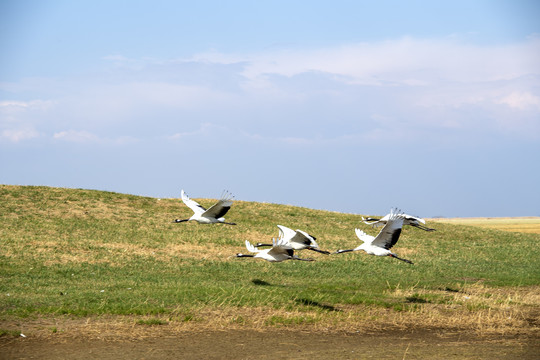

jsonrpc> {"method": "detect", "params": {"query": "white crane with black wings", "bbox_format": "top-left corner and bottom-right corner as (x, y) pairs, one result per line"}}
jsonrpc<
(236, 238), (315, 262)
(334, 209), (413, 264)
(362, 208), (435, 232)
(255, 225), (330, 254)
(174, 189), (236, 225)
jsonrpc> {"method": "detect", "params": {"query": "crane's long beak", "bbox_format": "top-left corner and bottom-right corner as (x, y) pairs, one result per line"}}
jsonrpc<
(332, 249), (354, 255)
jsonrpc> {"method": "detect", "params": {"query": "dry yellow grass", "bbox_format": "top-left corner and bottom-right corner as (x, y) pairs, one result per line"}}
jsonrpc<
(429, 217), (540, 234)
(6, 284), (539, 340)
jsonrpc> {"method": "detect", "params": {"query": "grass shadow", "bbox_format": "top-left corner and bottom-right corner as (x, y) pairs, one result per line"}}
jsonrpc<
(295, 298), (341, 312)
(406, 295), (430, 304)
(251, 279), (272, 286)
(441, 286), (460, 293)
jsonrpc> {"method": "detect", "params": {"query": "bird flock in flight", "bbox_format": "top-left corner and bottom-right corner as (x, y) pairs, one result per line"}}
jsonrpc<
(174, 190), (436, 265)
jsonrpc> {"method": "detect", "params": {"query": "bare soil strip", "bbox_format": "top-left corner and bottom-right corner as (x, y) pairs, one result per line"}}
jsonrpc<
(1, 328), (538, 360)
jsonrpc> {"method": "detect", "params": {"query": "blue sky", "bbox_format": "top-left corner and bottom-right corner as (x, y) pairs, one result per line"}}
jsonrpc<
(1, 0), (539, 217)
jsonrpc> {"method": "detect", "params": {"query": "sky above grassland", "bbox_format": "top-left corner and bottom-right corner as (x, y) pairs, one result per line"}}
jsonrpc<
(1, 0), (539, 218)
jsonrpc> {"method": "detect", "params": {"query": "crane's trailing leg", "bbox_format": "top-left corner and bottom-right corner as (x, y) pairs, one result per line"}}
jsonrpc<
(411, 223), (436, 231)
(389, 254), (413, 264)
(292, 257), (315, 261)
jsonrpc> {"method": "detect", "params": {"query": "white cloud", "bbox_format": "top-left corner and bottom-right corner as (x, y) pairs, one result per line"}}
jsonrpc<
(0, 100), (53, 143)
(182, 37), (540, 143)
(0, 100), (54, 115)
(200, 36), (540, 86)
(52, 130), (139, 145)
(0, 100), (31, 109)
(0, 100), (52, 108)
(498, 92), (540, 110)
(0, 128), (40, 142)
(3, 36), (539, 146)
(167, 122), (215, 139)
(53, 130), (98, 142)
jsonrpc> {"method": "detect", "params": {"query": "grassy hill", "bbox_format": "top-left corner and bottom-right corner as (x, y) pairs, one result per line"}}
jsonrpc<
(1, 185), (539, 336)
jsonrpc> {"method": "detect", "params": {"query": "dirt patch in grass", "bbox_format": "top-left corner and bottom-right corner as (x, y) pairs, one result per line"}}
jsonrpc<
(1, 324), (538, 360)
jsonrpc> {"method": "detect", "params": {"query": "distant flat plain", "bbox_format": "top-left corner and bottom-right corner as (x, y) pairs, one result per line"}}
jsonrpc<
(430, 217), (540, 234)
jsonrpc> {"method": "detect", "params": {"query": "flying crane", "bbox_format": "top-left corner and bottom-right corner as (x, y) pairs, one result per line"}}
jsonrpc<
(173, 189), (236, 225)
(334, 209), (414, 264)
(236, 239), (315, 262)
(255, 225), (330, 254)
(362, 208), (435, 232)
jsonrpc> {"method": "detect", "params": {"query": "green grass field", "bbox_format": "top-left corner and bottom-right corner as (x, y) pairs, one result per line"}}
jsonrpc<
(1, 185), (539, 336)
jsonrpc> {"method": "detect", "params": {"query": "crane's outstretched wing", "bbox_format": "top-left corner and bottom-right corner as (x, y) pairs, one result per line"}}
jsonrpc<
(402, 214), (436, 231)
(362, 208), (401, 228)
(277, 225), (297, 243)
(278, 225), (320, 248)
(361, 216), (385, 227)
(294, 229), (319, 247)
(371, 210), (405, 250)
(181, 190), (207, 215)
(245, 240), (258, 254)
(404, 214), (426, 225)
(268, 237), (294, 258)
(202, 190), (234, 219)
(354, 228), (376, 244)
